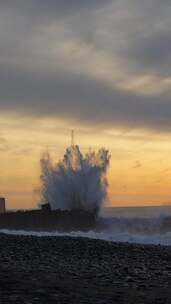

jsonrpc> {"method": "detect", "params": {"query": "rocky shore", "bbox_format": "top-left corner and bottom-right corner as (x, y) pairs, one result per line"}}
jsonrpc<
(0, 234), (171, 303)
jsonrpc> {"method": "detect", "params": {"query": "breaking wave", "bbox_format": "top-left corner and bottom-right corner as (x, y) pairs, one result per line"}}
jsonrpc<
(2, 215), (171, 245)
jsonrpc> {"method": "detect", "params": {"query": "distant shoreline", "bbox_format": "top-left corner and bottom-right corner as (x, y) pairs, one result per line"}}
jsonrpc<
(105, 205), (171, 208)
(7, 204), (171, 212)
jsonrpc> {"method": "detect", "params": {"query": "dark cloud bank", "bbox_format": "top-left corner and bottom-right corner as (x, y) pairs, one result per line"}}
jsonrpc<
(0, 0), (171, 132)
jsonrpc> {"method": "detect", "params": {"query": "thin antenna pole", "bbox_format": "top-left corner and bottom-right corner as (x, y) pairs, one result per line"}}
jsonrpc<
(71, 130), (74, 146)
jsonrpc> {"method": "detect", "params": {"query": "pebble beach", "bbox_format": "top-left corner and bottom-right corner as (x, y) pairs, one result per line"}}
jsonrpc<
(0, 234), (171, 303)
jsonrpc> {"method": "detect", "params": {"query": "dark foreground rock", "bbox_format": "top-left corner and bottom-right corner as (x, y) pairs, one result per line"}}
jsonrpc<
(0, 234), (171, 303)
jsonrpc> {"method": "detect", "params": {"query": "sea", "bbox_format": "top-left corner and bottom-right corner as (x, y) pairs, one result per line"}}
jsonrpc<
(101, 205), (171, 218)
(1, 205), (171, 245)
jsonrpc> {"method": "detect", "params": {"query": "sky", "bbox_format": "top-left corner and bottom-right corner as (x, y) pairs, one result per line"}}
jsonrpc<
(0, 0), (171, 209)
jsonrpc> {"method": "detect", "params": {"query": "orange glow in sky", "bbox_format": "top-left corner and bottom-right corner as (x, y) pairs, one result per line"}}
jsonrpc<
(1, 113), (171, 209)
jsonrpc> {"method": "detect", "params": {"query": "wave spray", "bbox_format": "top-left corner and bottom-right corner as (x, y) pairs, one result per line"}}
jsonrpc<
(40, 145), (110, 214)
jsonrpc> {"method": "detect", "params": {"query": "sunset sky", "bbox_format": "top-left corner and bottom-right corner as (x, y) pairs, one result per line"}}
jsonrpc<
(1, 0), (171, 209)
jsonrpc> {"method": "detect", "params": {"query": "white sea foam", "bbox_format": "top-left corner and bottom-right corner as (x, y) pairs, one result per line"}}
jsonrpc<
(40, 145), (110, 212)
(1, 215), (171, 246)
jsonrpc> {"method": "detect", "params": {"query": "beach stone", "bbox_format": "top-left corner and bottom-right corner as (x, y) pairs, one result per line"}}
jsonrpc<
(0, 234), (171, 303)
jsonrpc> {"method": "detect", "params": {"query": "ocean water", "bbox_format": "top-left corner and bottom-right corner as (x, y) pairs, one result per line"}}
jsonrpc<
(101, 205), (171, 218)
(1, 206), (171, 245)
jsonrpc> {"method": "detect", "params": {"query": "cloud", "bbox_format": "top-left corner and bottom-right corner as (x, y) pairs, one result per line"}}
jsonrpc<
(0, 1), (109, 18)
(125, 31), (171, 75)
(0, 0), (171, 132)
(0, 137), (9, 152)
(1, 61), (171, 131)
(0, 137), (7, 144)
(133, 161), (142, 169)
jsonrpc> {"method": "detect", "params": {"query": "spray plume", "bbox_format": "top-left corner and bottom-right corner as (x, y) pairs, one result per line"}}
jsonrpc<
(40, 145), (110, 214)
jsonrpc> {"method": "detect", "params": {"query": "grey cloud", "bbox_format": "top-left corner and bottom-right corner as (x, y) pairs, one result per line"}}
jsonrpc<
(0, 0), (111, 53)
(0, 0), (110, 19)
(1, 62), (171, 131)
(0, 0), (171, 132)
(92, 0), (171, 77)
(125, 31), (171, 76)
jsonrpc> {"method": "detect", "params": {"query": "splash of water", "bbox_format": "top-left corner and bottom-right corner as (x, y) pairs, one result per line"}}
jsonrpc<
(40, 145), (110, 213)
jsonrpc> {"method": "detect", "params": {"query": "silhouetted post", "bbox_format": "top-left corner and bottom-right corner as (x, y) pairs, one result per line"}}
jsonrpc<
(0, 197), (6, 213)
(71, 130), (74, 146)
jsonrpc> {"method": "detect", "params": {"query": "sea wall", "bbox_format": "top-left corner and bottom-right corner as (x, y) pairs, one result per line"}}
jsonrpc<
(0, 209), (96, 231)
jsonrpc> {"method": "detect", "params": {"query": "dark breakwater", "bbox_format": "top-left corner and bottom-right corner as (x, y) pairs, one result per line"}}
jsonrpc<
(0, 209), (97, 231)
